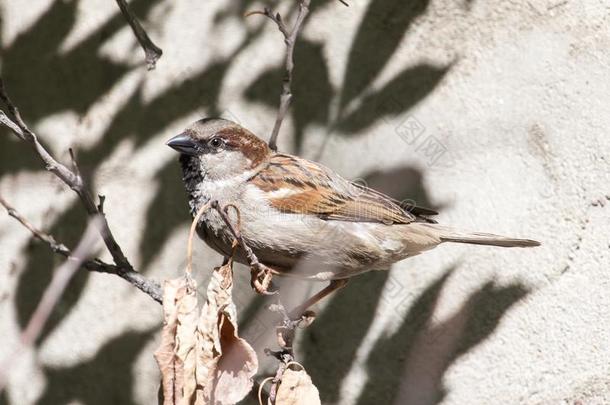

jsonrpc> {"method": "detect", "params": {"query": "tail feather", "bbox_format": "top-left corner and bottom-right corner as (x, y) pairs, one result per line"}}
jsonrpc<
(428, 225), (540, 248)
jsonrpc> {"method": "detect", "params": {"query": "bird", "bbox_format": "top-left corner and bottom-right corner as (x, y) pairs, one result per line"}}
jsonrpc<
(167, 118), (540, 315)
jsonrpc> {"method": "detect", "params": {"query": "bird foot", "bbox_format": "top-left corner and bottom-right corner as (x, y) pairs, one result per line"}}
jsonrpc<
(250, 264), (276, 295)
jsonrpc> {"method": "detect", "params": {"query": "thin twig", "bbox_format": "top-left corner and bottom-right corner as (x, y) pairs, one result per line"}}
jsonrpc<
(267, 349), (295, 403)
(247, 8), (290, 38)
(258, 376), (274, 405)
(114, 0), (163, 70)
(211, 201), (261, 269)
(0, 197), (163, 303)
(265, 291), (318, 402)
(186, 201), (211, 275)
(0, 77), (162, 303)
(248, 0), (311, 151)
(0, 219), (102, 392)
(210, 201), (276, 295)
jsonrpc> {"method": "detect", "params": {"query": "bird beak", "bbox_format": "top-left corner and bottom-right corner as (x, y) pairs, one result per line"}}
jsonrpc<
(166, 133), (198, 156)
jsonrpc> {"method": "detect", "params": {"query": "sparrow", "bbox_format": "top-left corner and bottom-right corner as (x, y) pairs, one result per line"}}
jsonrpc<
(167, 118), (540, 312)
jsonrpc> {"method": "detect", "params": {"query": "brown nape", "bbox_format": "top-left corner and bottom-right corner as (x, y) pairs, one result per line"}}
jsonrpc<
(218, 126), (271, 167)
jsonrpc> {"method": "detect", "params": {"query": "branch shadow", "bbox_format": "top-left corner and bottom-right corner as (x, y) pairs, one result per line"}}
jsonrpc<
(14, 200), (90, 346)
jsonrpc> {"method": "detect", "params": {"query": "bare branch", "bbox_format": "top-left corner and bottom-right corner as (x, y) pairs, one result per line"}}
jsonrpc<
(269, 0), (310, 151)
(114, 0), (163, 70)
(0, 196), (67, 254)
(0, 218), (102, 392)
(0, 77), (162, 304)
(0, 80), (32, 139)
(0, 197), (163, 303)
(248, 0), (311, 151)
(0, 111), (24, 140)
(211, 202), (260, 271)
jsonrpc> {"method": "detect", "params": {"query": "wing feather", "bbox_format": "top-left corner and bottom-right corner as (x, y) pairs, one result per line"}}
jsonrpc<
(250, 154), (425, 224)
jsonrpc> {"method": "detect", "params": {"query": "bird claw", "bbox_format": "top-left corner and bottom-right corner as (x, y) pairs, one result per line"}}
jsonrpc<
(250, 264), (276, 295)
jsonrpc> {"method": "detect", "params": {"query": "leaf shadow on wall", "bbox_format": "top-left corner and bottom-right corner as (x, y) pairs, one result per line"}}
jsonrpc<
(1, 1), (287, 403)
(355, 275), (529, 405)
(34, 328), (156, 405)
(240, 166), (530, 405)
(245, 0), (451, 154)
(2, 0), (166, 363)
(0, 0), (486, 404)
(1, 1), (174, 403)
(0, 0), (159, 174)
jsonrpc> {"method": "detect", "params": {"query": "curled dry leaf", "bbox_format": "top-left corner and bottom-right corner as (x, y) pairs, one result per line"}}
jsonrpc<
(155, 278), (187, 405)
(196, 262), (258, 404)
(155, 262), (258, 405)
(177, 278), (200, 404)
(275, 364), (321, 405)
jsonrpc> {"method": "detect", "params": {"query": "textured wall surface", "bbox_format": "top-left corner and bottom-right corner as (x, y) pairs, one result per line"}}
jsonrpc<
(0, 0), (608, 404)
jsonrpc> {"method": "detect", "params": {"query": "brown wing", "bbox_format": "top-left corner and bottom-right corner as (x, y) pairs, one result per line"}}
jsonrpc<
(250, 154), (418, 224)
(350, 181), (438, 222)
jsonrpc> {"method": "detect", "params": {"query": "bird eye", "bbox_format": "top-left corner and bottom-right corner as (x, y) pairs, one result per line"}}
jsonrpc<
(209, 137), (224, 148)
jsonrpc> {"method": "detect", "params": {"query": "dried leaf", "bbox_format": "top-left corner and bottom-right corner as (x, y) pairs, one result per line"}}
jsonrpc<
(213, 313), (258, 403)
(196, 263), (258, 404)
(155, 264), (257, 405)
(154, 278), (188, 405)
(176, 279), (200, 405)
(275, 367), (321, 405)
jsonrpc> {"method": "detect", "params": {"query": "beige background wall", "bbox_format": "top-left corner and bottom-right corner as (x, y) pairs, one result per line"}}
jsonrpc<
(0, 0), (609, 404)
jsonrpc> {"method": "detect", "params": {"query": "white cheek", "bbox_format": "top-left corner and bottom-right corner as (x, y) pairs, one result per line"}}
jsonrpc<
(199, 168), (259, 198)
(201, 151), (252, 180)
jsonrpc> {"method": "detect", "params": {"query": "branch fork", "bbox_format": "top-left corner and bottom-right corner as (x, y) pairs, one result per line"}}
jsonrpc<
(0, 77), (162, 303)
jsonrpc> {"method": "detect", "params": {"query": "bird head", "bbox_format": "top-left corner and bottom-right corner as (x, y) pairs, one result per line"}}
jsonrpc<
(167, 118), (271, 180)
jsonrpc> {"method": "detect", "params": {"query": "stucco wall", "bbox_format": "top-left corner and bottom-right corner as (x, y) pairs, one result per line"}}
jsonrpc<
(0, 0), (608, 404)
